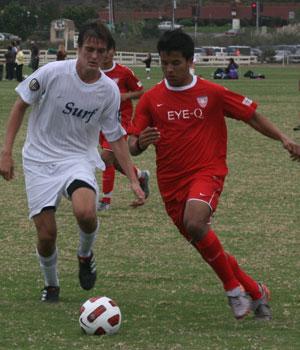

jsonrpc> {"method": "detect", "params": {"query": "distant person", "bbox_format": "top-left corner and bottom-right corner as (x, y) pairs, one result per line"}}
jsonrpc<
(98, 38), (149, 210)
(142, 52), (152, 79)
(15, 46), (25, 82)
(225, 58), (239, 79)
(189, 56), (197, 75)
(30, 41), (39, 72)
(293, 79), (300, 131)
(4, 45), (14, 80)
(56, 44), (67, 61)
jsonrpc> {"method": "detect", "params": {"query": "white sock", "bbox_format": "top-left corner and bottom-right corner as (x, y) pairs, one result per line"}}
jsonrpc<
(37, 248), (59, 287)
(136, 169), (142, 178)
(78, 219), (99, 257)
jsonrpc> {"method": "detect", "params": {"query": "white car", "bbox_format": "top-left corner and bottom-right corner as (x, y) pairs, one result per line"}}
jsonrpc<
(158, 21), (182, 31)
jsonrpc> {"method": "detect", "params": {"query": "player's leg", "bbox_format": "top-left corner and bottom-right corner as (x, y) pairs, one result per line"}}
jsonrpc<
(24, 162), (63, 302)
(99, 148), (116, 210)
(68, 180), (98, 290)
(183, 200), (251, 319)
(33, 208), (60, 302)
(226, 253), (272, 320)
(113, 157), (150, 201)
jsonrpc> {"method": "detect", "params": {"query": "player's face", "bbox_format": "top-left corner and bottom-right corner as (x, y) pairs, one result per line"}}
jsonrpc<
(77, 37), (107, 75)
(160, 50), (193, 87)
(101, 47), (115, 69)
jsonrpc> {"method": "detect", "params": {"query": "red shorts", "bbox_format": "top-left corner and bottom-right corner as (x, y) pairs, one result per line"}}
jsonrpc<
(164, 174), (225, 240)
(99, 120), (130, 151)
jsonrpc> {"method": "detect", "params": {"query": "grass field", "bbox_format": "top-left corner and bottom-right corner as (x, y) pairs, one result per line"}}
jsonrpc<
(0, 65), (299, 350)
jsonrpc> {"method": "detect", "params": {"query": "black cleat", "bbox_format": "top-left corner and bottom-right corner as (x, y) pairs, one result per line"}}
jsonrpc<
(252, 283), (272, 321)
(41, 286), (60, 302)
(139, 170), (150, 198)
(78, 251), (97, 290)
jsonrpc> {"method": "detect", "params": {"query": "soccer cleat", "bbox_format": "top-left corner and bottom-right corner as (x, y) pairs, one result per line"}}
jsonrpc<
(227, 287), (251, 320)
(41, 286), (60, 302)
(293, 125), (300, 131)
(252, 283), (272, 321)
(97, 201), (110, 211)
(78, 251), (97, 290)
(139, 170), (150, 199)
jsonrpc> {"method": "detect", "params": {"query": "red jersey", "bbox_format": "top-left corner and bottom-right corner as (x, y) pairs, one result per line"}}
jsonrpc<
(132, 76), (257, 202)
(103, 62), (143, 128)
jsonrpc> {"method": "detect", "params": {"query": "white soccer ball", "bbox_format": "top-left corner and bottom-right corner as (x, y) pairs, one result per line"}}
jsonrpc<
(79, 296), (122, 335)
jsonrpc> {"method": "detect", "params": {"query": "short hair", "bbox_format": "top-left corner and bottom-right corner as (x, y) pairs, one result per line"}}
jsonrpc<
(157, 29), (194, 60)
(107, 36), (116, 51)
(77, 20), (114, 48)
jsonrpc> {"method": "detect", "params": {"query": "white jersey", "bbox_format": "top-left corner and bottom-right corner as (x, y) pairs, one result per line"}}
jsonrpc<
(16, 59), (125, 169)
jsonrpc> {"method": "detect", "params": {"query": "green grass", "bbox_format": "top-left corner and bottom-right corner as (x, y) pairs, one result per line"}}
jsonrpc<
(0, 65), (300, 350)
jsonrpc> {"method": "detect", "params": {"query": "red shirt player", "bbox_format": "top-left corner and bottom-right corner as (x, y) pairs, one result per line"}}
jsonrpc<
(129, 30), (300, 320)
(99, 38), (150, 210)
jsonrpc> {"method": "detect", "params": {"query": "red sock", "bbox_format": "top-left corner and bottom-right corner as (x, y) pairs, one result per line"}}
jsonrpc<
(193, 230), (240, 291)
(226, 253), (261, 300)
(102, 165), (115, 201)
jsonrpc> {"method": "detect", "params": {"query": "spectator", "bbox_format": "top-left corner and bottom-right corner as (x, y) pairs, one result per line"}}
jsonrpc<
(15, 46), (25, 82)
(30, 41), (39, 72)
(4, 45), (14, 80)
(56, 44), (67, 61)
(225, 58), (239, 79)
(142, 53), (152, 79)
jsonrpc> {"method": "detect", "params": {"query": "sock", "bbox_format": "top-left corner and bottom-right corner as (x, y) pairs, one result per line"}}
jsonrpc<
(102, 165), (115, 202)
(37, 248), (59, 287)
(226, 253), (261, 300)
(193, 230), (240, 291)
(78, 220), (99, 257)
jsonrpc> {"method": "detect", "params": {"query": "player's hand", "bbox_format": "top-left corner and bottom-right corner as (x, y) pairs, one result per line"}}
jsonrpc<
(138, 127), (160, 149)
(282, 138), (300, 162)
(0, 152), (14, 180)
(130, 181), (146, 208)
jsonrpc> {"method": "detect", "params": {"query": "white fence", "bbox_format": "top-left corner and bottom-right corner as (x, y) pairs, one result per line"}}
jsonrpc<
(0, 49), (258, 67)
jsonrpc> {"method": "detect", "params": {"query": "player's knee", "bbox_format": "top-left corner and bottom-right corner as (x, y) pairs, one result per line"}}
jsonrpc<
(184, 217), (207, 241)
(75, 208), (97, 232)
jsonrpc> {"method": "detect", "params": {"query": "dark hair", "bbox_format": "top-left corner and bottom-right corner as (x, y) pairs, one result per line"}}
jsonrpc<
(157, 29), (194, 60)
(77, 20), (114, 48)
(107, 36), (116, 50)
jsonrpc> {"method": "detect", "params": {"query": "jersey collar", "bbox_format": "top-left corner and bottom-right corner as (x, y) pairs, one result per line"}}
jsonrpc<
(102, 61), (116, 73)
(164, 75), (197, 91)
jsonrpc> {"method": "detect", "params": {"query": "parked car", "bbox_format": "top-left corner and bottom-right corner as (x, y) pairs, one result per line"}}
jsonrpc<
(0, 32), (21, 41)
(158, 21), (182, 30)
(273, 50), (291, 63)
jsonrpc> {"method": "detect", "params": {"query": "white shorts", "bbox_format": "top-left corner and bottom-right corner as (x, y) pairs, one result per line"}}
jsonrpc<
(23, 159), (99, 219)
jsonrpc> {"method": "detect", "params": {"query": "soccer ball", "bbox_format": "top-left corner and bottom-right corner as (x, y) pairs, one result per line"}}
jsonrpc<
(79, 296), (122, 335)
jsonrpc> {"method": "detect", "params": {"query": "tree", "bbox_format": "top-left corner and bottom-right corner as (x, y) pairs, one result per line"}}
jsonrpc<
(0, 1), (39, 40)
(61, 5), (98, 29)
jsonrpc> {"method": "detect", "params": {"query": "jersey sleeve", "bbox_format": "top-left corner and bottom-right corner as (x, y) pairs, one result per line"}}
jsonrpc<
(125, 68), (143, 92)
(15, 66), (48, 105)
(101, 84), (126, 142)
(222, 87), (257, 122)
(130, 93), (152, 135)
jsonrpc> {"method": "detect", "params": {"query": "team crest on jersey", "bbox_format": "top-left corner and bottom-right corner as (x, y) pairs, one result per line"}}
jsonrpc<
(29, 78), (40, 91)
(197, 96), (208, 108)
(242, 97), (253, 106)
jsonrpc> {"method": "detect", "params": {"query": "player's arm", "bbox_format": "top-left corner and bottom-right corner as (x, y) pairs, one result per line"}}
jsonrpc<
(0, 98), (29, 180)
(128, 127), (160, 156)
(121, 89), (144, 102)
(247, 111), (300, 161)
(109, 136), (145, 206)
